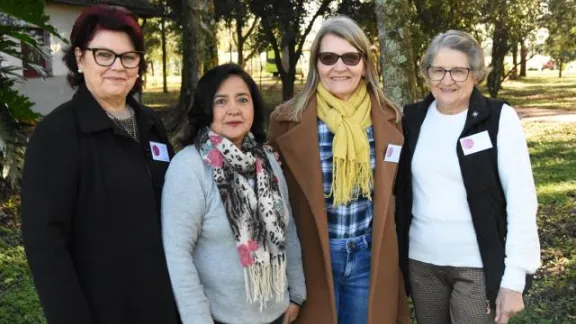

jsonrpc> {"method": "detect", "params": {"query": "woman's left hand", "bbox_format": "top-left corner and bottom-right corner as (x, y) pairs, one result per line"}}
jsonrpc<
(495, 287), (525, 323)
(264, 144), (282, 166)
(282, 303), (300, 323)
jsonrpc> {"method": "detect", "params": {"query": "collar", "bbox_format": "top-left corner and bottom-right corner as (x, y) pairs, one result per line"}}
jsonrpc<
(72, 84), (155, 137)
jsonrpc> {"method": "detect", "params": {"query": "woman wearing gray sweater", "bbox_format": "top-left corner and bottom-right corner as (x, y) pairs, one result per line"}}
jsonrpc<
(161, 64), (306, 324)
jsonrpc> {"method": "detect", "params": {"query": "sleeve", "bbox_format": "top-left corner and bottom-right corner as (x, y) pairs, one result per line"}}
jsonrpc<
(161, 149), (214, 324)
(496, 104), (541, 292)
(20, 118), (95, 324)
(267, 152), (307, 306)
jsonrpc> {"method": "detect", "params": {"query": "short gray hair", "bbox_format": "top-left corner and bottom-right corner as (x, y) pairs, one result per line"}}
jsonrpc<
(420, 30), (489, 84)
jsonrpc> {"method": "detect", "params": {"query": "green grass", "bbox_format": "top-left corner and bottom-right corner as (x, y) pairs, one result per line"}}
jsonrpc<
(1, 74), (575, 323)
(498, 71), (576, 110)
(509, 122), (576, 323)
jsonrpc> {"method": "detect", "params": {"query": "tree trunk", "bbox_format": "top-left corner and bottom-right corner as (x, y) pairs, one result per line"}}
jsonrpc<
(487, 8), (510, 98)
(280, 42), (296, 100)
(375, 0), (417, 109)
(520, 39), (527, 77)
(161, 2), (168, 94)
(169, 0), (201, 139)
(235, 8), (244, 67)
(281, 72), (295, 101)
(559, 59), (563, 78)
(203, 0), (218, 72)
(510, 41), (518, 80)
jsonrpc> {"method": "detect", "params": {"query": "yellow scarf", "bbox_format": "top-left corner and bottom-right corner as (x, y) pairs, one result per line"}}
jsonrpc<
(316, 81), (372, 206)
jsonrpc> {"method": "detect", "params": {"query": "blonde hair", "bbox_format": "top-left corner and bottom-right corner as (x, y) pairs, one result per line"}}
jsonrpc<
(420, 30), (489, 84)
(289, 16), (400, 122)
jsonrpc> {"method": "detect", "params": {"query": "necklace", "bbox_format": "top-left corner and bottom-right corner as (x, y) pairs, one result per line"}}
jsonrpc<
(105, 106), (139, 142)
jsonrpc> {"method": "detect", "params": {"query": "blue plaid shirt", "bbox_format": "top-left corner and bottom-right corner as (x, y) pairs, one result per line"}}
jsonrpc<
(318, 119), (376, 239)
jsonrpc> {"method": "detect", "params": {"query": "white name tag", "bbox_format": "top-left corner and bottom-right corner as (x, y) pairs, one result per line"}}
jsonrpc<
(384, 144), (402, 163)
(460, 131), (493, 156)
(149, 141), (170, 162)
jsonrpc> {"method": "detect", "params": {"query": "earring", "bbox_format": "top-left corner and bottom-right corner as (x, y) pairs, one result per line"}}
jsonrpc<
(78, 69), (83, 74)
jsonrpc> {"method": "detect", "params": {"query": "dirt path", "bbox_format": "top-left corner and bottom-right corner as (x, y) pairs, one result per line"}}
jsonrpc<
(515, 107), (576, 123)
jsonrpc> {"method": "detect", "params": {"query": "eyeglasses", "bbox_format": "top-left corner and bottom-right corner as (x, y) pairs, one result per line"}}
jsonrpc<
(85, 48), (143, 69)
(427, 66), (471, 82)
(318, 52), (363, 66)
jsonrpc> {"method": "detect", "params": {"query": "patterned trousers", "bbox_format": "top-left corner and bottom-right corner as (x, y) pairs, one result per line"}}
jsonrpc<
(408, 259), (495, 324)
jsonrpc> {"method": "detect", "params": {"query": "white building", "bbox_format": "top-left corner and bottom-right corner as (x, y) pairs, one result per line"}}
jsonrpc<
(5, 0), (158, 115)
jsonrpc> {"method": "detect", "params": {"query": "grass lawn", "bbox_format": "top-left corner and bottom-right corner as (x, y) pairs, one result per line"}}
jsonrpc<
(498, 70), (576, 111)
(1, 73), (575, 323)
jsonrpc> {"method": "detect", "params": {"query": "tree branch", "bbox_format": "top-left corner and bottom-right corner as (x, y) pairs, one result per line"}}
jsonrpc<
(296, 0), (331, 59)
(502, 53), (536, 81)
(242, 46), (260, 67)
(260, 17), (285, 77)
(242, 17), (259, 40)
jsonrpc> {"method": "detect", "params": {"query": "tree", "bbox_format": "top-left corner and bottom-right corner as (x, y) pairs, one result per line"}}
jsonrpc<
(203, 0), (218, 72)
(408, 0), (487, 96)
(486, 0), (544, 97)
(249, 0), (333, 100)
(0, 0), (63, 188)
(544, 0), (576, 78)
(165, 0), (217, 140)
(506, 0), (542, 80)
(486, 0), (510, 98)
(215, 0), (261, 67)
(167, 0), (202, 139)
(143, 0), (178, 93)
(375, 0), (417, 108)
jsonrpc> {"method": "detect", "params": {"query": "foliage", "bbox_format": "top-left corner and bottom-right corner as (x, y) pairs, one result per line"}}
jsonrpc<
(248, 0), (333, 100)
(0, 0), (65, 188)
(214, 0), (262, 67)
(484, 0), (544, 97)
(336, 0), (378, 44)
(543, 0), (576, 78)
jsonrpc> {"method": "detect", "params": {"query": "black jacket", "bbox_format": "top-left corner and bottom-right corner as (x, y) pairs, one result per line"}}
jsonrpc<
(395, 87), (532, 309)
(21, 85), (180, 324)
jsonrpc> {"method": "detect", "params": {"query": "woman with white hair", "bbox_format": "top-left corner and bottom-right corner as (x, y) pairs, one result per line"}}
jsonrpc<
(395, 30), (540, 324)
(267, 16), (410, 324)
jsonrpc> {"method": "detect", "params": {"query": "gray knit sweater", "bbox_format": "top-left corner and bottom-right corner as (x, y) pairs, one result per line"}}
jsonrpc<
(161, 146), (306, 324)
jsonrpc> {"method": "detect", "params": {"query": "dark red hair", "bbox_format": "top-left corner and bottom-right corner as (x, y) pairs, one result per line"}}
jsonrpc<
(62, 5), (147, 93)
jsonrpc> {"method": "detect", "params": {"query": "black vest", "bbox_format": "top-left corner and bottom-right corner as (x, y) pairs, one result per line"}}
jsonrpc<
(394, 87), (532, 308)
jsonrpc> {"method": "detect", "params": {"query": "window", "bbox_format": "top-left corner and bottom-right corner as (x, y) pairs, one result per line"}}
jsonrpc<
(21, 28), (52, 78)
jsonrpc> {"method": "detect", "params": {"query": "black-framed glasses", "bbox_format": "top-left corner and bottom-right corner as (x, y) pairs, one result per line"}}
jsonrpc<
(85, 48), (143, 69)
(427, 66), (471, 82)
(318, 52), (363, 66)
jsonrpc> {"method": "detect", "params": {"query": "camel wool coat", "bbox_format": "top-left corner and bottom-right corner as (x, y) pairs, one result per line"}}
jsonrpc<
(267, 95), (410, 324)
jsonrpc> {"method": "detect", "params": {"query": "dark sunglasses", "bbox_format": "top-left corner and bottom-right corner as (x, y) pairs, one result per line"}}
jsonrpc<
(318, 52), (363, 66)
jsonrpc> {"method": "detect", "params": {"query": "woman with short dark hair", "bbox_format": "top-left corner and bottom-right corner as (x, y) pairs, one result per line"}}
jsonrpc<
(162, 64), (306, 324)
(20, 5), (179, 324)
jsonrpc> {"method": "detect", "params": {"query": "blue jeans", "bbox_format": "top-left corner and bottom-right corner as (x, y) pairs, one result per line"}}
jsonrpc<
(330, 234), (371, 324)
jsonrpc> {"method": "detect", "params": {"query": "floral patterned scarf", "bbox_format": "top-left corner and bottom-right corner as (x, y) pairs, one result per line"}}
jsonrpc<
(196, 128), (288, 308)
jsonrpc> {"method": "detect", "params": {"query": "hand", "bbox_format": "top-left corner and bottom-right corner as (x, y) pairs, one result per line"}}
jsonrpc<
(263, 144), (281, 166)
(282, 303), (300, 323)
(495, 287), (525, 324)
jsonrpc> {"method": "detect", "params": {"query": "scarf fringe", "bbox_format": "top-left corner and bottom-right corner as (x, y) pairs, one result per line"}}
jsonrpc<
(244, 255), (287, 311)
(329, 157), (373, 206)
